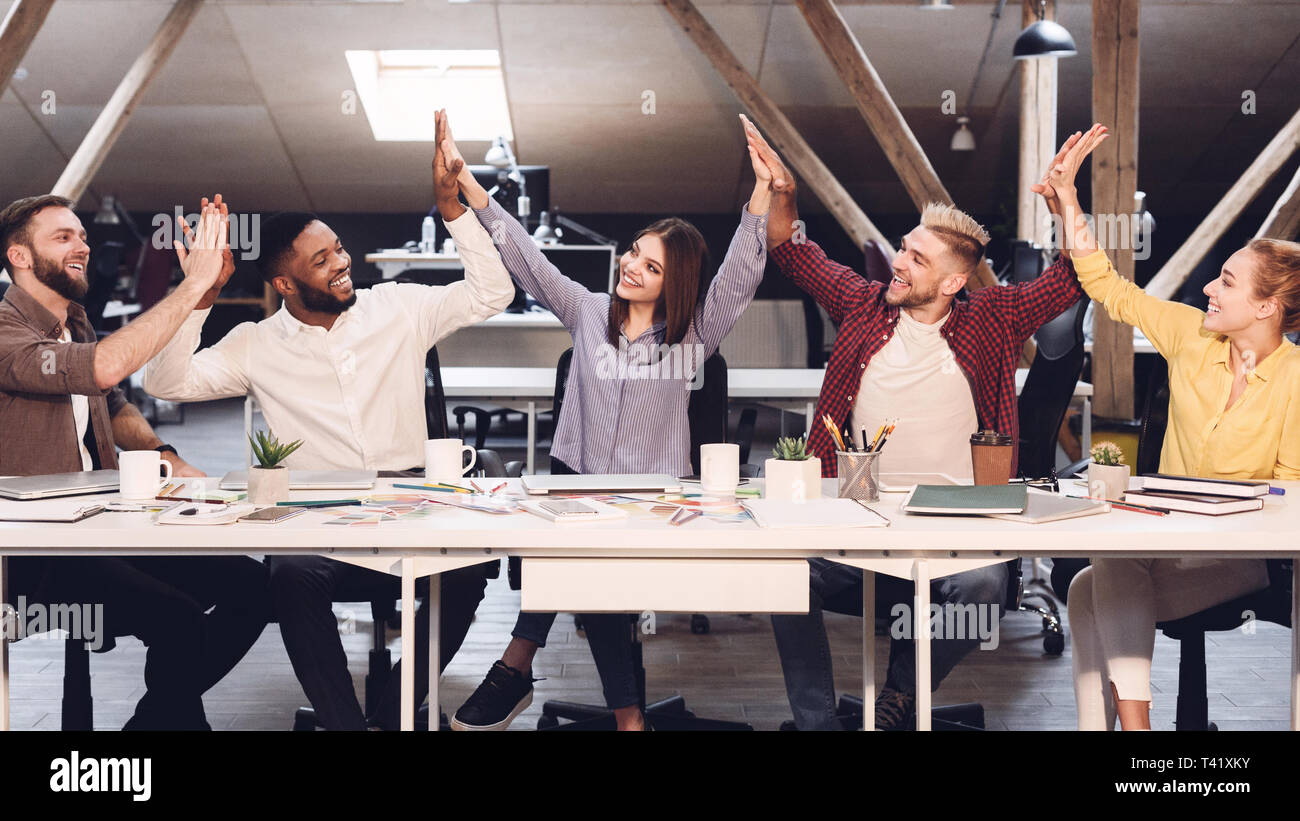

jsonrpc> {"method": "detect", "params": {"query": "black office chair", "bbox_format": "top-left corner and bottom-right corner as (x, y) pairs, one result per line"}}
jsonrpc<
(534, 347), (754, 730)
(292, 346), (459, 731)
(1013, 296), (1089, 655)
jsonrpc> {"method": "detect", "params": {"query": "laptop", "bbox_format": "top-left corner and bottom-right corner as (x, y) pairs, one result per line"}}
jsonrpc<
(0, 470), (120, 500)
(218, 470), (378, 491)
(520, 474), (683, 496)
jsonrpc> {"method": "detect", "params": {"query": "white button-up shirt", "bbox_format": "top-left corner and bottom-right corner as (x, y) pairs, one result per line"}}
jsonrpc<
(143, 210), (514, 471)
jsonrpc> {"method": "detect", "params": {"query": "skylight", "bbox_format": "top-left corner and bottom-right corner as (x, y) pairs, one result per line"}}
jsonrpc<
(344, 49), (514, 142)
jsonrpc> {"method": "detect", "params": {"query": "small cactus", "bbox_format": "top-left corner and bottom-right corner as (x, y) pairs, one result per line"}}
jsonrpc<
(1090, 440), (1125, 467)
(249, 429), (305, 468)
(772, 436), (811, 461)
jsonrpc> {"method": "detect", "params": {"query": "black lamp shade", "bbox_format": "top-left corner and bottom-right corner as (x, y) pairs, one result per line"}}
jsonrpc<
(1013, 19), (1078, 59)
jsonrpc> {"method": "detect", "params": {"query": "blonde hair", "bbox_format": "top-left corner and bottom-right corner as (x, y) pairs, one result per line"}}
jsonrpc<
(920, 202), (990, 275)
(1245, 238), (1300, 333)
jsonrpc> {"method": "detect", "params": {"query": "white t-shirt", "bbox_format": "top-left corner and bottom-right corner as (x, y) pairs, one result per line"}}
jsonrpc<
(59, 328), (94, 471)
(850, 309), (978, 480)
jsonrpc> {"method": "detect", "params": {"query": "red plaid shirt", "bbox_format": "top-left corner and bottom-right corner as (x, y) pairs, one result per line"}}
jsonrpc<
(771, 238), (1083, 477)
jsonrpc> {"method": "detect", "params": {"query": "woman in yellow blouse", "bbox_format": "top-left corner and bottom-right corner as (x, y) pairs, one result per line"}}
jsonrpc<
(1034, 124), (1300, 730)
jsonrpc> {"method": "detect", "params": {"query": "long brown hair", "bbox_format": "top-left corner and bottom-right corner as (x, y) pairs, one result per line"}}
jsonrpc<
(607, 218), (710, 346)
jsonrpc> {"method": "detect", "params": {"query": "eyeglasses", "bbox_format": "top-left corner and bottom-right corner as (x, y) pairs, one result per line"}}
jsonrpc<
(1011, 473), (1058, 493)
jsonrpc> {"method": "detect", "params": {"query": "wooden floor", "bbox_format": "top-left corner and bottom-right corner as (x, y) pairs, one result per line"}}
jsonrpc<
(5, 398), (1294, 730)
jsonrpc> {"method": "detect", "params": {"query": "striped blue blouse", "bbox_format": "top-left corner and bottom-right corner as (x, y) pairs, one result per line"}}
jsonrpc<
(472, 199), (768, 475)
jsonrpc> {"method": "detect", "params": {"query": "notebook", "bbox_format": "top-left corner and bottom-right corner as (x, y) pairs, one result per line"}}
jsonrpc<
(1122, 489), (1264, 516)
(0, 470), (119, 500)
(219, 470), (377, 491)
(741, 498), (890, 528)
(902, 484), (1028, 515)
(520, 498), (629, 523)
(988, 492), (1110, 524)
(1139, 474), (1269, 498)
(0, 499), (107, 522)
(520, 474), (683, 496)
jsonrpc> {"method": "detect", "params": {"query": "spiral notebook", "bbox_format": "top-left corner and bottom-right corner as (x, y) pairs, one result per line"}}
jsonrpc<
(0, 499), (107, 522)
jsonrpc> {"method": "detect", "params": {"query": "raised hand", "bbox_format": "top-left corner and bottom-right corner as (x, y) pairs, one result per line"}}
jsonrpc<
(1030, 123), (1108, 210)
(439, 109), (490, 210)
(740, 114), (794, 194)
(433, 109), (466, 213)
(173, 196), (230, 294)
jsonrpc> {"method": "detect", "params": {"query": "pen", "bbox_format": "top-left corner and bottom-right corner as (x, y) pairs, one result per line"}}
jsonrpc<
(470, 480), (485, 493)
(491, 482), (507, 494)
(669, 509), (701, 526)
(1084, 496), (1169, 516)
(277, 499), (362, 508)
(393, 483), (467, 494)
(154, 495), (226, 505)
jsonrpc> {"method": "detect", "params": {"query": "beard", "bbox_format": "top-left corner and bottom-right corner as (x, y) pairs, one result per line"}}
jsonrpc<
(32, 251), (89, 301)
(296, 278), (357, 315)
(885, 278), (940, 309)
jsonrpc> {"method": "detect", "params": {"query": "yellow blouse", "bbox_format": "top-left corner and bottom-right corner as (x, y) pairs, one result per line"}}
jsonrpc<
(1073, 250), (1300, 481)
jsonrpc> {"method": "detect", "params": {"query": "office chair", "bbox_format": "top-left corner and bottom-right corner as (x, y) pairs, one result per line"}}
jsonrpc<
(292, 346), (459, 731)
(534, 348), (754, 730)
(1014, 296), (1089, 655)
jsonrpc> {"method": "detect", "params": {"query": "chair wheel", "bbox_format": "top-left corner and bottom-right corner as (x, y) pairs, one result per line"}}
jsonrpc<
(292, 715), (317, 732)
(1043, 632), (1065, 655)
(537, 714), (558, 729)
(690, 614), (710, 634)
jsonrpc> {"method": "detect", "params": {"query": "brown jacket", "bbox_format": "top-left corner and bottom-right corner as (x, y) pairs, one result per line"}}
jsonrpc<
(0, 283), (125, 476)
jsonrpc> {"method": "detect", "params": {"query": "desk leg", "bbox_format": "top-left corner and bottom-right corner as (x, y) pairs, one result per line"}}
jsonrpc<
(805, 402), (814, 437)
(862, 569), (875, 732)
(401, 559), (415, 732)
(1082, 397), (1092, 455)
(914, 559), (932, 732)
(428, 573), (441, 732)
(526, 401), (537, 475)
(1, 556), (8, 732)
(1292, 560), (1299, 731)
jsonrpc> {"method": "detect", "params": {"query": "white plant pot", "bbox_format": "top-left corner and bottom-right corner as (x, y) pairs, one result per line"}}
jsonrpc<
(763, 457), (822, 503)
(247, 465), (290, 505)
(1087, 463), (1131, 501)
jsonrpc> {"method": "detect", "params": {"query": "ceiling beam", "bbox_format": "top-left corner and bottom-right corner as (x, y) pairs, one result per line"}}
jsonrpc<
(1257, 162), (1300, 241)
(1145, 105), (1300, 299)
(792, 0), (1000, 291)
(1090, 0), (1140, 419)
(51, 0), (204, 204)
(0, 0), (57, 99)
(659, 0), (893, 254)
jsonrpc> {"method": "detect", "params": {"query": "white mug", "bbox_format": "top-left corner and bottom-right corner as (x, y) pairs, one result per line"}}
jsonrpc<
(119, 450), (173, 501)
(700, 443), (740, 495)
(424, 439), (477, 484)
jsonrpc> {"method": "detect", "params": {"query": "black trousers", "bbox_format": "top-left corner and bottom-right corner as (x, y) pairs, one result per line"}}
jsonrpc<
(267, 556), (490, 730)
(8, 555), (271, 730)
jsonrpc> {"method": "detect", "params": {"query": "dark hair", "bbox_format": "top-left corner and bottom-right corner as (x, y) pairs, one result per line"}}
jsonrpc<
(607, 218), (710, 347)
(257, 211), (321, 284)
(1245, 238), (1300, 334)
(0, 195), (75, 261)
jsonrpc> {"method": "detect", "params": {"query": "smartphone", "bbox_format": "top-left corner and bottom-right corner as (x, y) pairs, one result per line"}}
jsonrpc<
(539, 499), (597, 517)
(239, 506), (307, 524)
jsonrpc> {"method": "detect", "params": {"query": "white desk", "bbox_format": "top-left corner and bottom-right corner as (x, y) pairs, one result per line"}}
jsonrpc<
(440, 367), (1094, 473)
(3, 478), (1294, 732)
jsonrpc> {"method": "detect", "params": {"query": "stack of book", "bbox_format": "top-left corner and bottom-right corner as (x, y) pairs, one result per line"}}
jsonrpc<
(1123, 474), (1271, 515)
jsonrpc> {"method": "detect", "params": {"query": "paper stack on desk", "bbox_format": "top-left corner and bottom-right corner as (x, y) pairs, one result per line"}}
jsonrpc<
(741, 498), (889, 528)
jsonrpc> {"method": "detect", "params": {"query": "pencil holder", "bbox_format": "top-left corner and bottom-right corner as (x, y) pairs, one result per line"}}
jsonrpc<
(836, 451), (880, 503)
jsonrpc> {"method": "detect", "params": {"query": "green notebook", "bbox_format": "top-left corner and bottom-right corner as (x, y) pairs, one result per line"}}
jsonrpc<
(902, 484), (1028, 515)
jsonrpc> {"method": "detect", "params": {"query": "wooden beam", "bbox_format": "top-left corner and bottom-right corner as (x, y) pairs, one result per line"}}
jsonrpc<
(1145, 106), (1300, 298)
(0, 0), (56, 99)
(1090, 0), (1140, 419)
(791, 0), (999, 291)
(51, 0), (203, 203)
(1257, 162), (1300, 241)
(659, 0), (892, 254)
(1017, 0), (1058, 246)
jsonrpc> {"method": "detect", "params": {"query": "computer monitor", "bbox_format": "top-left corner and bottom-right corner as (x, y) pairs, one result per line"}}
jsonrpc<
(468, 165), (549, 232)
(538, 245), (618, 294)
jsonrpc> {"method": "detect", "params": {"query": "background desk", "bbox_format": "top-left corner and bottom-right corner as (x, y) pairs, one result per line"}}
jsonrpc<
(3, 478), (1292, 732)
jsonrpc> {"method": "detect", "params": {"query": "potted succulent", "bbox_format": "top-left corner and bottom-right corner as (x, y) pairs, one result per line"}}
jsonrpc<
(764, 436), (822, 503)
(1088, 440), (1130, 501)
(247, 429), (304, 505)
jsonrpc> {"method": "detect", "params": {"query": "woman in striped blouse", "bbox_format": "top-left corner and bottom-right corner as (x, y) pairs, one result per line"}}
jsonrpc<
(1035, 124), (1300, 730)
(437, 111), (775, 731)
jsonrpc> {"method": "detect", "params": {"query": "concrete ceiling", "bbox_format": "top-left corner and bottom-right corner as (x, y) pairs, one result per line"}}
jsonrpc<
(2, 0), (1298, 222)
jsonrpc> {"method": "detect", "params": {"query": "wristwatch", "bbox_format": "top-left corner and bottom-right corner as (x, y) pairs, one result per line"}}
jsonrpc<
(154, 444), (178, 457)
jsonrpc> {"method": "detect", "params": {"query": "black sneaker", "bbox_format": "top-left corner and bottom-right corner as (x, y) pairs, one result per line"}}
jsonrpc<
(873, 686), (916, 731)
(450, 661), (535, 731)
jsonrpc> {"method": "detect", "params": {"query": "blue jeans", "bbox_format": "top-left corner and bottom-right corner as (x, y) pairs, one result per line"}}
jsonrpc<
(770, 558), (1008, 731)
(507, 457), (640, 710)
